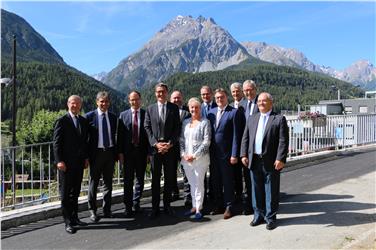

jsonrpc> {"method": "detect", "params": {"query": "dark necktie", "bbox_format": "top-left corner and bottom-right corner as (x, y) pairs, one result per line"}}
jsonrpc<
(132, 110), (139, 145)
(207, 103), (211, 112)
(74, 115), (81, 134)
(246, 101), (251, 120)
(102, 113), (110, 148)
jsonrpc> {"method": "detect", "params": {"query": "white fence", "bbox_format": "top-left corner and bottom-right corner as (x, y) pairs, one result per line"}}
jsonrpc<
(287, 114), (376, 157)
(1, 114), (375, 211)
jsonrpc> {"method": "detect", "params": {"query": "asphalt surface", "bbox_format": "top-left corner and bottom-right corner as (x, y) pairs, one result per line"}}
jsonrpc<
(1, 148), (375, 249)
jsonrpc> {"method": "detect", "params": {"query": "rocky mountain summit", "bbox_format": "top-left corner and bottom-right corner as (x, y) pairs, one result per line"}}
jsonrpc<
(242, 41), (375, 90)
(103, 15), (251, 92)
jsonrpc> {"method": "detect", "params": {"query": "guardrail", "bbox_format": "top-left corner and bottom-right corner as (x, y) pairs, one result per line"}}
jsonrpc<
(1, 114), (375, 211)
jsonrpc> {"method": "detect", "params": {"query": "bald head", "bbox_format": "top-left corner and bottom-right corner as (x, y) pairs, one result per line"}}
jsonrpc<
(170, 90), (183, 108)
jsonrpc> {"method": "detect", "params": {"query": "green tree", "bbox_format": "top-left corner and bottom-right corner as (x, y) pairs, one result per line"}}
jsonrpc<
(17, 109), (66, 145)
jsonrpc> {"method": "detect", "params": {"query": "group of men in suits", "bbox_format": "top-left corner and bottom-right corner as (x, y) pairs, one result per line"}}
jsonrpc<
(53, 79), (288, 234)
(53, 91), (150, 234)
(198, 80), (288, 230)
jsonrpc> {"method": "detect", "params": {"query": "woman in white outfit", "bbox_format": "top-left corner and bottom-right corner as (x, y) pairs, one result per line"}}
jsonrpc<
(180, 97), (211, 220)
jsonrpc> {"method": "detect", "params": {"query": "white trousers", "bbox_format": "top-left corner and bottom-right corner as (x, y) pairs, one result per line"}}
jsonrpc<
(183, 161), (208, 212)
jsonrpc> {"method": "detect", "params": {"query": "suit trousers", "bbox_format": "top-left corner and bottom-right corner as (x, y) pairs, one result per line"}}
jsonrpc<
(88, 149), (115, 214)
(123, 146), (147, 211)
(150, 149), (175, 211)
(250, 156), (280, 223)
(233, 161), (243, 199)
(59, 163), (84, 226)
(212, 156), (235, 209)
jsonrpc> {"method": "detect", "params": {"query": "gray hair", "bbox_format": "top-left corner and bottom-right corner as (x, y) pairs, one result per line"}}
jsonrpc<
(155, 82), (168, 92)
(67, 95), (82, 103)
(200, 85), (212, 93)
(96, 91), (110, 101)
(230, 82), (242, 91)
(243, 79), (257, 89)
(259, 92), (273, 101)
(187, 97), (201, 107)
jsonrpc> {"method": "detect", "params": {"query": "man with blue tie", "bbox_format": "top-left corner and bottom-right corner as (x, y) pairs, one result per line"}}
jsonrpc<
(118, 91), (149, 217)
(207, 88), (243, 219)
(240, 92), (289, 230)
(85, 91), (118, 222)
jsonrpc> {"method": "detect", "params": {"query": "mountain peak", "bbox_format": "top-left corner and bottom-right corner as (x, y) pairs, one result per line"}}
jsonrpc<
(1, 8), (65, 64)
(104, 14), (249, 91)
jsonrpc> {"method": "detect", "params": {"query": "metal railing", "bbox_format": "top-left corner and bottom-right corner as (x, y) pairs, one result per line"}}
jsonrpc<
(1, 114), (375, 211)
(287, 114), (376, 157)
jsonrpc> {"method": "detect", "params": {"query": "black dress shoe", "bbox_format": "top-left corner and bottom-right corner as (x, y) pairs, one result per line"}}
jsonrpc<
(89, 211), (100, 223)
(184, 199), (192, 207)
(163, 207), (175, 215)
(242, 208), (254, 216)
(133, 204), (141, 213)
(103, 212), (113, 218)
(124, 210), (134, 218)
(149, 209), (160, 219)
(210, 207), (224, 215)
(250, 218), (264, 227)
(266, 221), (277, 230)
(71, 219), (87, 226)
(65, 224), (77, 234)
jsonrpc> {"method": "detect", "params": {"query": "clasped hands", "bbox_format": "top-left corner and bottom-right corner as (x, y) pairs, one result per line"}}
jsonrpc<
(155, 142), (172, 154)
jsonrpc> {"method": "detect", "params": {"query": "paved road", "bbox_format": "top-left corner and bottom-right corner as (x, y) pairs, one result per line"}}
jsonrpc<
(2, 148), (375, 249)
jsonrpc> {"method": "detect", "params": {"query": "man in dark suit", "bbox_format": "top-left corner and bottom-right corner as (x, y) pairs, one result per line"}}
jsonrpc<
(170, 90), (191, 205)
(53, 95), (89, 234)
(200, 85), (217, 119)
(229, 82), (246, 206)
(240, 92), (289, 230)
(85, 91), (118, 222)
(238, 79), (259, 215)
(118, 91), (149, 217)
(144, 82), (181, 218)
(239, 80), (259, 120)
(200, 85), (217, 204)
(207, 88), (244, 219)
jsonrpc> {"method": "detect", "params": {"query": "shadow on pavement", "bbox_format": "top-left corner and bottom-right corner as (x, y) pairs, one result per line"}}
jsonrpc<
(278, 193), (376, 227)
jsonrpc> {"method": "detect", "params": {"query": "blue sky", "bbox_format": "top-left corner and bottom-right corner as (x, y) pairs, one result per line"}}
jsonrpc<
(2, 1), (375, 75)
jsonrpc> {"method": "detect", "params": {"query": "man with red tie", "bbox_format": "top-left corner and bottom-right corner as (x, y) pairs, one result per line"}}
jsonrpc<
(118, 91), (149, 217)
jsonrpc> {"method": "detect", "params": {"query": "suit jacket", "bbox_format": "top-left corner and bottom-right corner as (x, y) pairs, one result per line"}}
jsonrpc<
(144, 101), (181, 153)
(239, 95), (259, 118)
(240, 111), (289, 171)
(85, 110), (118, 163)
(53, 113), (89, 165)
(207, 105), (243, 160)
(118, 108), (149, 156)
(201, 101), (217, 119)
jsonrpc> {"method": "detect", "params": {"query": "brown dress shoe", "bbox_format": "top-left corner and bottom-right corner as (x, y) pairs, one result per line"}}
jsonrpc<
(223, 207), (232, 220)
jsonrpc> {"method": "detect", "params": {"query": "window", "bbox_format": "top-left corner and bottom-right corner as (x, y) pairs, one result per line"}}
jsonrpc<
(344, 106), (352, 114)
(359, 106), (368, 113)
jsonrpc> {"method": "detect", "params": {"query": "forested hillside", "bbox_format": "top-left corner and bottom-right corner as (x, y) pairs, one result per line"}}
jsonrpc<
(140, 64), (363, 111)
(1, 62), (127, 125)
